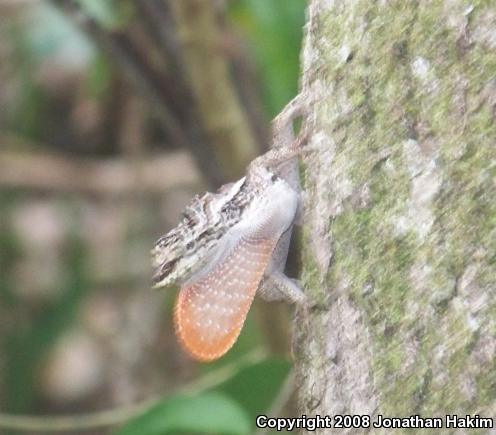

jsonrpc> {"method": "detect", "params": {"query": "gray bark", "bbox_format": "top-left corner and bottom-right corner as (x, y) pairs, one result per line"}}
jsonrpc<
(294, 1), (496, 432)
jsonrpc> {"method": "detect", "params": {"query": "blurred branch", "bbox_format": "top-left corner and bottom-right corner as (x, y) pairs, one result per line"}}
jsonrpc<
(49, 0), (226, 187)
(0, 149), (198, 196)
(0, 399), (157, 432)
(167, 1), (261, 178)
(135, 0), (264, 179)
(0, 349), (267, 432)
(228, 37), (271, 152)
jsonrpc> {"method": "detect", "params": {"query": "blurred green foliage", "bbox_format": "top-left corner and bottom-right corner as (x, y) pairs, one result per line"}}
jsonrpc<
(7, 4), (93, 141)
(0, 0), (304, 432)
(117, 359), (290, 435)
(2, 219), (90, 413)
(77, 0), (134, 29)
(117, 392), (251, 435)
(214, 359), (291, 421)
(229, 0), (306, 116)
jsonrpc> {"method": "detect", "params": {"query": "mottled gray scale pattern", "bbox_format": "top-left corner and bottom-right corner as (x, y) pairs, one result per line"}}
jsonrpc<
(151, 175), (269, 287)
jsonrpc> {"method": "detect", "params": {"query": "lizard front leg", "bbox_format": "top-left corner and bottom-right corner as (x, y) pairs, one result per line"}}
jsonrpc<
(257, 95), (308, 305)
(259, 270), (306, 304)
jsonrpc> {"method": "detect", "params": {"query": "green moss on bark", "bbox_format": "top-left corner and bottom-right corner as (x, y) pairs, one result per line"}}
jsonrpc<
(297, 0), (496, 426)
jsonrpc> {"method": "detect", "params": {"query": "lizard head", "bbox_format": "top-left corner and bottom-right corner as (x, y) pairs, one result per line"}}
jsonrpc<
(151, 177), (248, 288)
(151, 194), (212, 288)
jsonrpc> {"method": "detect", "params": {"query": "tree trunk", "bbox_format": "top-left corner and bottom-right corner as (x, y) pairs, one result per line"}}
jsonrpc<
(294, 0), (495, 432)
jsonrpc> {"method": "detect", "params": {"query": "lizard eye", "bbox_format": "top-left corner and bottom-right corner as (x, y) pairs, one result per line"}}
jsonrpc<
(152, 258), (179, 286)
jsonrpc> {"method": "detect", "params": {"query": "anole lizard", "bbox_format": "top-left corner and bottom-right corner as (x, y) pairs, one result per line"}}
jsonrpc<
(152, 95), (308, 361)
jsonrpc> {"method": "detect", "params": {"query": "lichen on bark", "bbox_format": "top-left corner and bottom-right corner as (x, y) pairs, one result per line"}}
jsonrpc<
(294, 0), (496, 431)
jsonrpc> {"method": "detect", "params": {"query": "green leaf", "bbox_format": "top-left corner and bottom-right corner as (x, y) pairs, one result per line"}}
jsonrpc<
(116, 392), (251, 435)
(215, 358), (291, 419)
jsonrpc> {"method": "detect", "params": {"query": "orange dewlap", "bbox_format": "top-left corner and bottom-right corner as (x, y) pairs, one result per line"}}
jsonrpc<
(174, 236), (278, 362)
